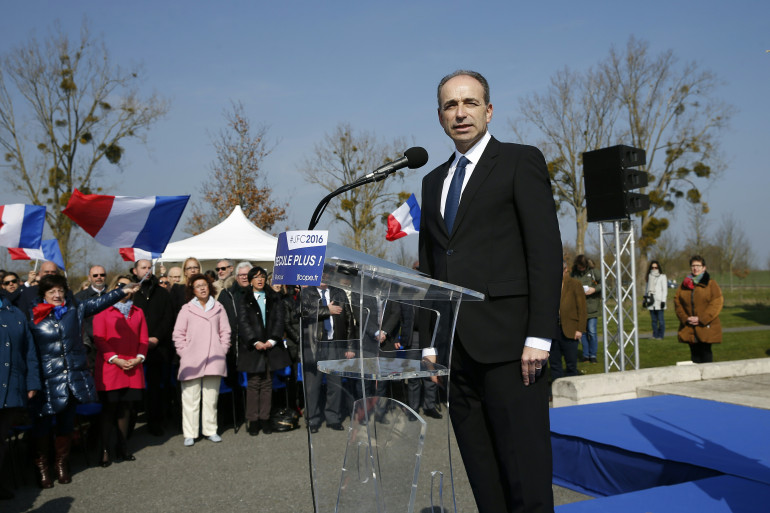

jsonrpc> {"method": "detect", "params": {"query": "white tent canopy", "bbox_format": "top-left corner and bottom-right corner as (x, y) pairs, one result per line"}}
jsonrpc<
(158, 205), (278, 264)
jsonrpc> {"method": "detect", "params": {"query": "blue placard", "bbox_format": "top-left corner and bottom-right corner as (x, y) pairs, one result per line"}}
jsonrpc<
(272, 230), (328, 286)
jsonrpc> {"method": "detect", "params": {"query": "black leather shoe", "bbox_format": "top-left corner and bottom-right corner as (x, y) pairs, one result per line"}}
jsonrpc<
(248, 421), (260, 436)
(260, 419), (273, 435)
(590, 357), (598, 364)
(99, 450), (112, 468)
(327, 423), (344, 431)
(423, 409), (443, 419)
(309, 424), (320, 434)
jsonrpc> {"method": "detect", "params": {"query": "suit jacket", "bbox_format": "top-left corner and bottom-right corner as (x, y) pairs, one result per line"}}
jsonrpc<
(419, 137), (562, 363)
(301, 286), (354, 362)
(75, 286), (107, 365)
(559, 276), (587, 339)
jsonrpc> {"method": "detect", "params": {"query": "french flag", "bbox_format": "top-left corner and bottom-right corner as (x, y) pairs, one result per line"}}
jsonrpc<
(0, 204), (46, 249)
(119, 247), (162, 262)
(9, 239), (66, 270)
(62, 189), (189, 254)
(386, 194), (421, 241)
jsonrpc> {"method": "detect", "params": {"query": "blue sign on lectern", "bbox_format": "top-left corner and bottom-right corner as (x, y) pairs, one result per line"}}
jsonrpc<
(272, 230), (328, 286)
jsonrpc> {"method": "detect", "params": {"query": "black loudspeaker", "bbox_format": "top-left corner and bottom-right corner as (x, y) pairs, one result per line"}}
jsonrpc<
(584, 145), (649, 222)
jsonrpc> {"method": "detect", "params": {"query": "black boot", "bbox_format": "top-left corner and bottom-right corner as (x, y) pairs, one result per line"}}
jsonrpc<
(260, 419), (272, 435)
(34, 436), (54, 489)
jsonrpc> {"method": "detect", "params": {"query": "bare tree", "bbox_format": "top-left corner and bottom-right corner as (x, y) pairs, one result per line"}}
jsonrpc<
(302, 123), (409, 258)
(714, 213), (752, 290)
(513, 67), (619, 254)
(513, 36), (733, 265)
(685, 201), (711, 256)
(187, 101), (286, 234)
(0, 20), (169, 266)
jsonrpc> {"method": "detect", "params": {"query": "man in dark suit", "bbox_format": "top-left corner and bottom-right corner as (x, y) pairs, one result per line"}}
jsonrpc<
(419, 70), (562, 512)
(74, 265), (108, 370)
(301, 282), (354, 432)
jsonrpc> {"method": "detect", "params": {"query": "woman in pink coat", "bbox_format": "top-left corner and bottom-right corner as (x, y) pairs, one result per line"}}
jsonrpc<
(93, 275), (149, 466)
(173, 273), (231, 447)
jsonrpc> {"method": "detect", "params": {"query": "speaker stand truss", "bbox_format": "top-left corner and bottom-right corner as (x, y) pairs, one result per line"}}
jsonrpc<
(598, 221), (640, 372)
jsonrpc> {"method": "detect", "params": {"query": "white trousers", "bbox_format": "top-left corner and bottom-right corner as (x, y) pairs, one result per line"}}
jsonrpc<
(180, 375), (221, 439)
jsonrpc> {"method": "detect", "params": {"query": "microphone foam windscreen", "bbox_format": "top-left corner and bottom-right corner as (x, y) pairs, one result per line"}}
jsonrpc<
(404, 147), (429, 169)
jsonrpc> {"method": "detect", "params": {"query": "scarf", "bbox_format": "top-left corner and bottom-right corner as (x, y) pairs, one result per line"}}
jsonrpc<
(33, 301), (68, 324)
(682, 273), (703, 290)
(114, 300), (133, 319)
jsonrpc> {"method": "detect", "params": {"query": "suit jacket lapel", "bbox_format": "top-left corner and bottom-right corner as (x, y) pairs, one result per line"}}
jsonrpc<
(450, 137), (500, 236)
(426, 153), (454, 239)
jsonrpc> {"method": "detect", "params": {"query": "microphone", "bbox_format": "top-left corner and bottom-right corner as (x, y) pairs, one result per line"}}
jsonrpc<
(356, 147), (429, 183)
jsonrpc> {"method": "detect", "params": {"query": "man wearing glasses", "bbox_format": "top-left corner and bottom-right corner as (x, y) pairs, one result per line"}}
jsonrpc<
(214, 259), (234, 299)
(75, 265), (109, 369)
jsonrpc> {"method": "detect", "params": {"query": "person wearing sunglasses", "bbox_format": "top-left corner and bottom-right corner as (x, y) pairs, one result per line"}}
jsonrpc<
(0, 272), (22, 305)
(75, 265), (110, 370)
(645, 260), (669, 340)
(158, 275), (172, 290)
(213, 259), (234, 299)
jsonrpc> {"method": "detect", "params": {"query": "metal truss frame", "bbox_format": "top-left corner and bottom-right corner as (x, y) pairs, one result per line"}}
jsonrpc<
(598, 221), (640, 372)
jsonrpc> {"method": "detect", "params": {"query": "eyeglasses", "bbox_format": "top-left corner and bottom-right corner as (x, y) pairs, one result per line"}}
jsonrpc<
(92, 273), (106, 277)
(215, 266), (232, 272)
(691, 264), (704, 268)
(184, 266), (200, 271)
(237, 273), (249, 278)
(116, 282), (127, 289)
(159, 280), (170, 285)
(650, 266), (659, 269)
(2, 279), (18, 285)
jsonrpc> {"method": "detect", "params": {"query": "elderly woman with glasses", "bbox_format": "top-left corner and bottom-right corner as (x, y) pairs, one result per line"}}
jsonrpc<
(645, 260), (668, 340)
(674, 255), (723, 363)
(28, 274), (140, 488)
(173, 274), (230, 446)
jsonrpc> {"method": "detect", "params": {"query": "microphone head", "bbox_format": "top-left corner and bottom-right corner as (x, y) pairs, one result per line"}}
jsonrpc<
(404, 147), (429, 169)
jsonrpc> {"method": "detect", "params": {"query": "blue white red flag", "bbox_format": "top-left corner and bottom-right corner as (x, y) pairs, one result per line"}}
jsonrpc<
(0, 204), (46, 249)
(386, 194), (421, 241)
(8, 239), (66, 270)
(62, 189), (189, 253)
(119, 247), (162, 262)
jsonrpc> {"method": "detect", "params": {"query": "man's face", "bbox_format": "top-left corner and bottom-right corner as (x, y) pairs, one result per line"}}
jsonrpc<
(40, 261), (58, 277)
(216, 260), (233, 280)
(168, 267), (183, 284)
(133, 260), (152, 281)
(236, 267), (250, 287)
(89, 266), (106, 289)
(251, 272), (266, 291)
(437, 75), (493, 153)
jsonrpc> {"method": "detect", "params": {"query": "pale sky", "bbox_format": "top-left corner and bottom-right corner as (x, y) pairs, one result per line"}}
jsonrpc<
(1, 1), (768, 274)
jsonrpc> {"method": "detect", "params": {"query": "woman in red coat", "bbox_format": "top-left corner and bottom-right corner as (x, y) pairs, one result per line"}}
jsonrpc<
(93, 275), (149, 466)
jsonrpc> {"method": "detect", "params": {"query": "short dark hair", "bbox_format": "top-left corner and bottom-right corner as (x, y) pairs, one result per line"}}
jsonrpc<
(38, 274), (69, 298)
(185, 273), (216, 302)
(572, 254), (591, 274)
(437, 70), (490, 107)
(247, 266), (268, 283)
(689, 255), (706, 266)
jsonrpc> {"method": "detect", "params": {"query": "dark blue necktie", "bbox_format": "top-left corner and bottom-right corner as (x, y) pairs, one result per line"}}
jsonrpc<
(320, 289), (332, 339)
(444, 156), (469, 232)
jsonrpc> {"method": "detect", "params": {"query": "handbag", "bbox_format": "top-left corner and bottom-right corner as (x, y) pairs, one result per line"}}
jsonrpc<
(642, 293), (654, 308)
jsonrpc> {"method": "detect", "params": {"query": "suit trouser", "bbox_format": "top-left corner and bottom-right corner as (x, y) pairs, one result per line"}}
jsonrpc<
(245, 372), (272, 422)
(449, 340), (554, 513)
(303, 365), (343, 426)
(180, 375), (220, 438)
(406, 377), (437, 412)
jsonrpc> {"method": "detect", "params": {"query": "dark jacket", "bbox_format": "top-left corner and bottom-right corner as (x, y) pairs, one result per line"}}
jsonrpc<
(74, 286), (108, 369)
(0, 298), (40, 409)
(571, 267), (602, 319)
(132, 275), (175, 362)
(237, 288), (289, 373)
(302, 286), (355, 363)
(218, 283), (250, 359)
(282, 292), (301, 362)
(30, 288), (125, 416)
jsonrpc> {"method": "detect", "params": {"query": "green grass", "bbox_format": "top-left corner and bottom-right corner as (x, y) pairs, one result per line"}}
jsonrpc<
(577, 330), (770, 375)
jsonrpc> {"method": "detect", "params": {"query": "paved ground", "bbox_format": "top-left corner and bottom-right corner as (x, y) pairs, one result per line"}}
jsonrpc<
(2, 409), (591, 513)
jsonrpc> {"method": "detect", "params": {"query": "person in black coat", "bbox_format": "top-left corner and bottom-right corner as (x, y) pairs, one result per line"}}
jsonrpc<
(301, 283), (355, 432)
(130, 259), (175, 436)
(237, 266), (289, 435)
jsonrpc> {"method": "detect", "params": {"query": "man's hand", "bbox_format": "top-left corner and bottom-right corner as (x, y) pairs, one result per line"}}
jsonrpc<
(521, 346), (549, 386)
(148, 337), (159, 348)
(328, 302), (342, 315)
(122, 282), (141, 294)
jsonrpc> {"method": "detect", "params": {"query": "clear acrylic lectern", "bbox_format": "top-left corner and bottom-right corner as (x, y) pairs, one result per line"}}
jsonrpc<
(300, 244), (484, 513)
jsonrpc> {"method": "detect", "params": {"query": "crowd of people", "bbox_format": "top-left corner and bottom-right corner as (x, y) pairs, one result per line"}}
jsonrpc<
(0, 257), (445, 499)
